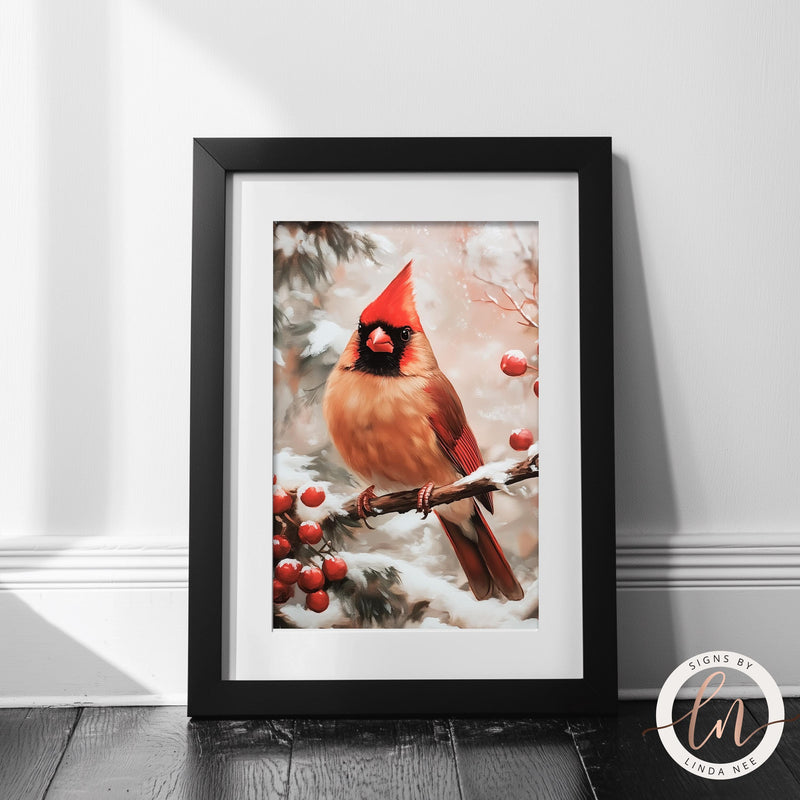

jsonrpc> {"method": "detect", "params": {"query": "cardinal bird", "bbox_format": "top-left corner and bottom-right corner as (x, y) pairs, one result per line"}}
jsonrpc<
(323, 262), (524, 601)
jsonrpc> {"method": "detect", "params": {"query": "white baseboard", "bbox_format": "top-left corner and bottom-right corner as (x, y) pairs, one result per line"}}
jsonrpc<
(0, 695), (188, 708)
(0, 533), (798, 705)
(0, 536), (188, 706)
(620, 686), (800, 701)
(617, 532), (800, 588)
(0, 535), (188, 590)
(617, 532), (800, 698)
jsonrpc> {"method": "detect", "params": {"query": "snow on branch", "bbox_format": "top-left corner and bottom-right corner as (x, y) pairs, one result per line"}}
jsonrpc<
(340, 453), (539, 522)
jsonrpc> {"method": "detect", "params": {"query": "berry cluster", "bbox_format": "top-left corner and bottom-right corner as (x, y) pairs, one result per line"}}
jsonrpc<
(500, 345), (538, 452)
(272, 482), (349, 614)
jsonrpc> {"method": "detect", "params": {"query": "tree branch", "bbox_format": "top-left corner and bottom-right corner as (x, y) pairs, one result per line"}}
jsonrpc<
(474, 275), (539, 329)
(340, 454), (538, 522)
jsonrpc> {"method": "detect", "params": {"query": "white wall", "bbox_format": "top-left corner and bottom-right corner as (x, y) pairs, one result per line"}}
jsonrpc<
(2, 0), (800, 703)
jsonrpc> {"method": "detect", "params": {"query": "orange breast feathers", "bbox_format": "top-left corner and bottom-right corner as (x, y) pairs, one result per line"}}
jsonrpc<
(323, 364), (458, 491)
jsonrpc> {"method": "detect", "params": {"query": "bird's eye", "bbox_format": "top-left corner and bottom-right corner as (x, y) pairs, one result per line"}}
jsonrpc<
(400, 326), (412, 341)
(358, 321), (365, 333)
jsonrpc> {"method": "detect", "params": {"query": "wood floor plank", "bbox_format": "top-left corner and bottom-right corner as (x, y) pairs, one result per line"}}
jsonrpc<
(451, 717), (594, 800)
(746, 697), (800, 785)
(571, 700), (800, 798)
(44, 707), (293, 800)
(288, 718), (459, 800)
(0, 707), (78, 800)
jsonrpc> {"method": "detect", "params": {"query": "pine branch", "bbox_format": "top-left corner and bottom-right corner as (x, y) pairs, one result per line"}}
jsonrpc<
(340, 454), (538, 522)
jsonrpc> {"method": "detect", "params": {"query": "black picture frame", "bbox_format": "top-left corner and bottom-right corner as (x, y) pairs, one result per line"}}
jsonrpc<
(189, 137), (616, 717)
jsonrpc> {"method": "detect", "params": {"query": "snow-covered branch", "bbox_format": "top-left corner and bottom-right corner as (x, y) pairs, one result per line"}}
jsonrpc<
(340, 453), (539, 522)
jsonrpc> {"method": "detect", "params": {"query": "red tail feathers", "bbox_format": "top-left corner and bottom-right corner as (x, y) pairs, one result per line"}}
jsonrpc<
(435, 503), (524, 601)
(472, 505), (524, 601)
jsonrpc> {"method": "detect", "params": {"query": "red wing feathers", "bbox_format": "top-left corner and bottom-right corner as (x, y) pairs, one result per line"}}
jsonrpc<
(425, 375), (494, 514)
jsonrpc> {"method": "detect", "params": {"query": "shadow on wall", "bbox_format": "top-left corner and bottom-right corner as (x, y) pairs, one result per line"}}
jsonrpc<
(0, 592), (147, 703)
(613, 155), (681, 680)
(39, 1), (111, 536)
(14, 4), (169, 702)
(612, 155), (679, 537)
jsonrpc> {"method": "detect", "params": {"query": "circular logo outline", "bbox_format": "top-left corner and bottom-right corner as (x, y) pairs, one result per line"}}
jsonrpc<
(655, 650), (784, 781)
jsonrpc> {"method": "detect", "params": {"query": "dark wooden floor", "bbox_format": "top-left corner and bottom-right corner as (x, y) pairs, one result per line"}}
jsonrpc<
(1, 700), (799, 799)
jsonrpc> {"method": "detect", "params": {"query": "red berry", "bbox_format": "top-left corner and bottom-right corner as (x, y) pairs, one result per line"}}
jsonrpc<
(273, 474), (277, 484)
(500, 349), (528, 377)
(273, 579), (294, 604)
(306, 589), (330, 613)
(322, 556), (348, 581)
(273, 535), (291, 560)
(533, 378), (539, 398)
(509, 428), (534, 451)
(300, 485), (326, 507)
(297, 565), (325, 593)
(273, 486), (292, 515)
(298, 520), (323, 544)
(275, 558), (302, 584)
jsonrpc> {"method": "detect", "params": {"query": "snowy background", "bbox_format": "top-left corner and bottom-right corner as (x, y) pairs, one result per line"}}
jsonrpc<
(273, 222), (540, 629)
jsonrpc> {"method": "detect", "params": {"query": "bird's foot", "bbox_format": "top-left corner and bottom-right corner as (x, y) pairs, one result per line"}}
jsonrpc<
(356, 485), (377, 529)
(416, 481), (435, 519)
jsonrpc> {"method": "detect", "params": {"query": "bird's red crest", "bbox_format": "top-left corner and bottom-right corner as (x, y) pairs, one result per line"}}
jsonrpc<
(360, 261), (422, 331)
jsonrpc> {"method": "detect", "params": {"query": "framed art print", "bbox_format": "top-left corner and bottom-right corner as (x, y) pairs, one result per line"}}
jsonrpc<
(189, 138), (616, 716)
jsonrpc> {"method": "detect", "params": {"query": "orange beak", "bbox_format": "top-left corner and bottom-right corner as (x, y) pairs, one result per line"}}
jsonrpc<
(365, 326), (394, 353)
